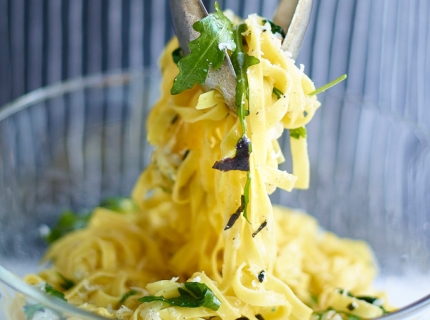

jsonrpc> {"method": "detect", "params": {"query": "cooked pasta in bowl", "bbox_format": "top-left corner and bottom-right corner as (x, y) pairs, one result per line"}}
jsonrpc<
(1, 8), (430, 320)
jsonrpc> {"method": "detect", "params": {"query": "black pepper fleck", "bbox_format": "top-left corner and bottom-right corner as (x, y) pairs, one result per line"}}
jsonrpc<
(258, 270), (265, 283)
(171, 115), (179, 124)
(347, 302), (357, 311)
(182, 150), (190, 160)
(252, 220), (267, 237)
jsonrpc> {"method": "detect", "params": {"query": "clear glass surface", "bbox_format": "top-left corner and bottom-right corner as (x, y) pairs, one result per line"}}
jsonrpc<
(0, 71), (429, 319)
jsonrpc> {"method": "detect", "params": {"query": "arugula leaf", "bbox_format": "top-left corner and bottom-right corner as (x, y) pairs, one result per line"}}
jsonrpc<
(235, 315), (264, 320)
(252, 220), (267, 237)
(212, 136), (251, 172)
(172, 47), (183, 65)
(337, 289), (389, 314)
(99, 197), (139, 214)
(44, 210), (92, 244)
(23, 304), (45, 320)
(229, 23), (259, 224)
(182, 149), (190, 161)
(290, 127), (307, 139)
(262, 19), (286, 37)
(231, 23), (260, 134)
(45, 197), (138, 244)
(272, 87), (284, 100)
(243, 171), (252, 221)
(120, 289), (139, 304)
(355, 295), (389, 313)
(308, 74), (347, 96)
(355, 296), (378, 303)
(224, 195), (245, 230)
(138, 282), (221, 311)
(337, 289), (354, 297)
(171, 114), (179, 124)
(45, 284), (66, 301)
(23, 303), (66, 320)
(58, 273), (75, 290)
(171, 2), (236, 95)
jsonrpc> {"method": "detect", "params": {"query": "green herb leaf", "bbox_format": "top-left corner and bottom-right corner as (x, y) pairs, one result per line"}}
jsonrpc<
(212, 137), (251, 172)
(337, 289), (354, 297)
(229, 23), (259, 226)
(252, 220), (267, 237)
(171, 2), (235, 95)
(171, 114), (179, 124)
(23, 303), (67, 320)
(308, 74), (347, 96)
(355, 295), (389, 312)
(224, 195), (245, 230)
(231, 23), (260, 134)
(120, 290), (139, 304)
(290, 127), (307, 139)
(262, 20), (285, 37)
(243, 171), (252, 222)
(310, 294), (318, 304)
(138, 282), (221, 311)
(99, 197), (139, 214)
(337, 289), (389, 314)
(272, 87), (283, 100)
(172, 47), (183, 65)
(45, 284), (66, 301)
(58, 273), (75, 290)
(23, 304), (45, 320)
(182, 149), (190, 161)
(44, 210), (92, 244)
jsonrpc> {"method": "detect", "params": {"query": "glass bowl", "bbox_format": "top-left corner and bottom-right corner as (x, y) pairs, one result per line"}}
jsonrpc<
(0, 71), (429, 319)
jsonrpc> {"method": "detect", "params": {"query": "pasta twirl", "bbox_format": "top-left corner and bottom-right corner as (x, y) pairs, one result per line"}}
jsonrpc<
(20, 13), (390, 320)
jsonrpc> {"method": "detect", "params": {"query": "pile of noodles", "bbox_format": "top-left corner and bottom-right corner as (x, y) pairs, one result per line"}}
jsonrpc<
(18, 14), (388, 320)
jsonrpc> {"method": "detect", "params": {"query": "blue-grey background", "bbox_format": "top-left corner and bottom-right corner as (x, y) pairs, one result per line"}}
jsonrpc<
(0, 0), (429, 123)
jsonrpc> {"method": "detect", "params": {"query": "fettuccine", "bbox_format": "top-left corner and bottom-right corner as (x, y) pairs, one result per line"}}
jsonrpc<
(19, 13), (390, 320)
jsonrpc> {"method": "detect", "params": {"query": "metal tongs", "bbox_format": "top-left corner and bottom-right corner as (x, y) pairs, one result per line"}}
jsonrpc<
(169, 0), (313, 111)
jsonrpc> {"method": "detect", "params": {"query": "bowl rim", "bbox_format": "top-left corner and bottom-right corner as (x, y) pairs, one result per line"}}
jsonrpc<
(0, 264), (108, 319)
(0, 68), (161, 122)
(378, 293), (430, 319)
(0, 71), (429, 319)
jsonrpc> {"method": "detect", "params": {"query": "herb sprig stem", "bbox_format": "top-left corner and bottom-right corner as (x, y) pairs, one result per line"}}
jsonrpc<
(230, 23), (259, 223)
(308, 74), (347, 96)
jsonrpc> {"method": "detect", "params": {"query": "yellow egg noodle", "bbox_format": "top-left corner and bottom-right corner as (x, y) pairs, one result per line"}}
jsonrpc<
(15, 14), (391, 320)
